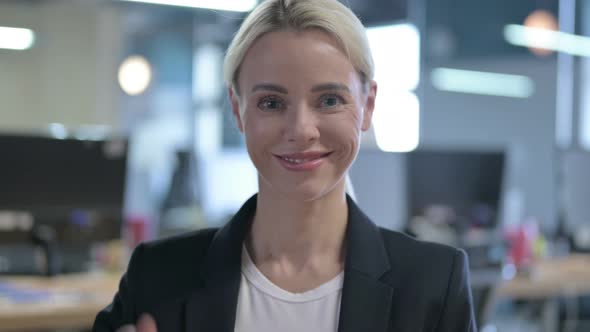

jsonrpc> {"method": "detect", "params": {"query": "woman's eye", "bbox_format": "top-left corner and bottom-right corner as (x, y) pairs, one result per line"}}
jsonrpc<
(257, 97), (284, 111)
(319, 94), (344, 108)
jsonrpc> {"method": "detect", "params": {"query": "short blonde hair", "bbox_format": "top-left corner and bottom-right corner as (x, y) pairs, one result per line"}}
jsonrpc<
(223, 0), (374, 94)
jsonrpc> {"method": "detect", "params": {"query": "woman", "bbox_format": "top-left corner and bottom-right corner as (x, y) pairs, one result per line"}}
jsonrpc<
(94, 0), (476, 331)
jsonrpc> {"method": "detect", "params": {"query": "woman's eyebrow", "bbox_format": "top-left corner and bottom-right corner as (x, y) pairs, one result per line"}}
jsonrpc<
(250, 82), (351, 94)
(311, 83), (350, 93)
(251, 83), (288, 94)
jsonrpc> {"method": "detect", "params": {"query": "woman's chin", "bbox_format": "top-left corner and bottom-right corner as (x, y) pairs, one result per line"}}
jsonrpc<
(265, 181), (341, 202)
(283, 190), (327, 202)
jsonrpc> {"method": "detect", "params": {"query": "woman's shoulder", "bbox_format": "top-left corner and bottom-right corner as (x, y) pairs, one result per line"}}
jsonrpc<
(378, 228), (461, 256)
(126, 228), (220, 300)
(141, 227), (219, 258)
(376, 227), (466, 279)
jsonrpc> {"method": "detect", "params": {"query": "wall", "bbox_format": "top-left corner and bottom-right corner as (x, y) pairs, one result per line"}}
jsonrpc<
(0, 0), (122, 133)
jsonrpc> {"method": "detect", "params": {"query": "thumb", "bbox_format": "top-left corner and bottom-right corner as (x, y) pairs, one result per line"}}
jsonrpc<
(115, 325), (136, 332)
(136, 313), (158, 332)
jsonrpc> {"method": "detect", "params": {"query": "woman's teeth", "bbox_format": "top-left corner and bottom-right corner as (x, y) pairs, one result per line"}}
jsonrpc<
(283, 157), (305, 164)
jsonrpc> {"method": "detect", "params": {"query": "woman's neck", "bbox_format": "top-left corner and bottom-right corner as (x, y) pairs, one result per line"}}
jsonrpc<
(247, 181), (349, 272)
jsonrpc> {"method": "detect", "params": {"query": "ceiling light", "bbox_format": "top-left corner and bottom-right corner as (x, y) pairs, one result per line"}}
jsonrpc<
(431, 67), (534, 98)
(366, 24), (420, 91)
(523, 10), (558, 56)
(367, 23), (421, 152)
(0, 26), (35, 50)
(372, 92), (420, 153)
(116, 0), (257, 12)
(504, 24), (590, 58)
(118, 55), (152, 96)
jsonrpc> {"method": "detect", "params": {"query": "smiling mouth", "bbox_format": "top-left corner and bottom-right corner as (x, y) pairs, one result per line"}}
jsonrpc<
(273, 151), (333, 171)
(275, 152), (333, 164)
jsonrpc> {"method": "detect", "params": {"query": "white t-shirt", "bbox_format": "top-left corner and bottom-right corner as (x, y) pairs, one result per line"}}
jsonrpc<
(234, 246), (344, 332)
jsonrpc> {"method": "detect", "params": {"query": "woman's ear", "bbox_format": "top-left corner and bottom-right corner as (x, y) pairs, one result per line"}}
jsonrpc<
(229, 87), (244, 132)
(361, 80), (377, 131)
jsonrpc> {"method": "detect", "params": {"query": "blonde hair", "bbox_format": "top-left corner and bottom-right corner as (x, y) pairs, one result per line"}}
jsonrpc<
(345, 173), (357, 201)
(223, 0), (374, 94)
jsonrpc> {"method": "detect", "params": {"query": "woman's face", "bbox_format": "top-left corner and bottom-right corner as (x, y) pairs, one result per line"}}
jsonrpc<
(230, 29), (376, 201)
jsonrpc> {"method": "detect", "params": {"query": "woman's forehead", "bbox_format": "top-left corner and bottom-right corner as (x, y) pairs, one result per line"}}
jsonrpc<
(238, 30), (360, 92)
(246, 29), (346, 59)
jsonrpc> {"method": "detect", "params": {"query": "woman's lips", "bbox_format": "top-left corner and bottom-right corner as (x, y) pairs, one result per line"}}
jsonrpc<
(274, 151), (332, 171)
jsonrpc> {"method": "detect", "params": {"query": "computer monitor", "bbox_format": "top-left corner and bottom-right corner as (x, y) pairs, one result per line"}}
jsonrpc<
(0, 134), (128, 244)
(407, 149), (505, 229)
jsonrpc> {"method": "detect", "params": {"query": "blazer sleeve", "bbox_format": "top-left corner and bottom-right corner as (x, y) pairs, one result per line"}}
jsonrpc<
(436, 248), (477, 332)
(93, 243), (146, 332)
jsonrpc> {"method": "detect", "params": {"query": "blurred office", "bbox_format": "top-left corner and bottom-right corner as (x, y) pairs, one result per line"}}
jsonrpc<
(1, 0), (590, 331)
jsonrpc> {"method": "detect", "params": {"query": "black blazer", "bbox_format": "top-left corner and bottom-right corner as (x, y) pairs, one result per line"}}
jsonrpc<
(94, 195), (477, 332)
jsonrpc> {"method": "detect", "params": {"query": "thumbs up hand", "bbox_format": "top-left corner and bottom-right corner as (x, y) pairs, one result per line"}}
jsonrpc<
(116, 313), (157, 332)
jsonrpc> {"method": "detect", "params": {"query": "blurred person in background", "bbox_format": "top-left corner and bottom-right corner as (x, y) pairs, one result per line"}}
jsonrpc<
(94, 0), (476, 331)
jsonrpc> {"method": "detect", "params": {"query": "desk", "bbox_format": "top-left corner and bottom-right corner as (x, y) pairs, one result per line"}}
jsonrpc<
(485, 254), (590, 332)
(3, 256), (589, 331)
(497, 254), (590, 299)
(0, 273), (120, 332)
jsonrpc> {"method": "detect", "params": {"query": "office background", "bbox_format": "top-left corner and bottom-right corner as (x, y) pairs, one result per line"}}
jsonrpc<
(1, 0), (590, 331)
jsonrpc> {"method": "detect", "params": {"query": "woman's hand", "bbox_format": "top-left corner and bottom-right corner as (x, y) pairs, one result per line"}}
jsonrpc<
(116, 313), (157, 332)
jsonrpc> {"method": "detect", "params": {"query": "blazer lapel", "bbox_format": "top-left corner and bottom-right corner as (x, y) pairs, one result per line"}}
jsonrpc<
(338, 271), (394, 332)
(185, 195), (257, 332)
(184, 278), (241, 332)
(338, 196), (394, 332)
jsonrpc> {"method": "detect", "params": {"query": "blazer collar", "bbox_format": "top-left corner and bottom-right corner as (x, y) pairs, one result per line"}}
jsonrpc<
(201, 194), (257, 285)
(342, 195), (391, 278)
(338, 195), (394, 332)
(185, 195), (257, 332)
(186, 194), (394, 332)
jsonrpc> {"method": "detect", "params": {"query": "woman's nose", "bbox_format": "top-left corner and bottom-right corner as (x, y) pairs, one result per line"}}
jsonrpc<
(284, 104), (320, 144)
